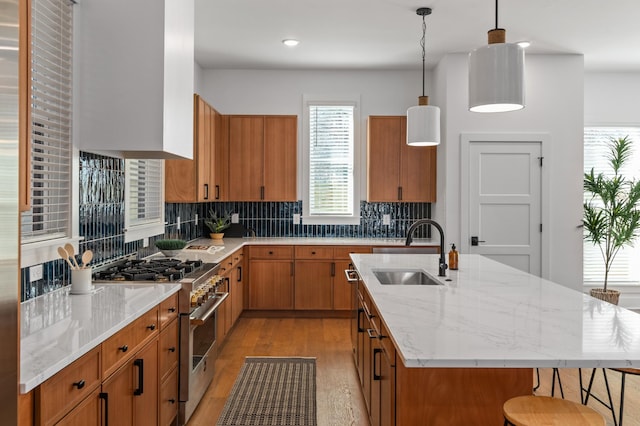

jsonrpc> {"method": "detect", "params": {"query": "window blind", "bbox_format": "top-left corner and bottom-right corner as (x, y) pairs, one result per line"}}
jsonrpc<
(584, 127), (640, 284)
(21, 0), (73, 242)
(308, 105), (355, 216)
(126, 159), (163, 228)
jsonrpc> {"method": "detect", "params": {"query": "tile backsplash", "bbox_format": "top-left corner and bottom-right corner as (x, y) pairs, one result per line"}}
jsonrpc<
(21, 152), (432, 301)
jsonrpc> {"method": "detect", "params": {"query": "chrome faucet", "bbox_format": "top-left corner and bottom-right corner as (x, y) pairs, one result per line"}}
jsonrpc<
(405, 219), (448, 277)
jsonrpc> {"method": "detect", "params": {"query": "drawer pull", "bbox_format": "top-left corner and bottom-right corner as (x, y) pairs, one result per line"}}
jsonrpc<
(119, 345), (129, 353)
(73, 379), (85, 390)
(147, 324), (156, 331)
(133, 359), (144, 396)
(169, 398), (176, 404)
(311, 251), (316, 255)
(168, 307), (176, 313)
(169, 346), (176, 353)
(268, 251), (273, 255)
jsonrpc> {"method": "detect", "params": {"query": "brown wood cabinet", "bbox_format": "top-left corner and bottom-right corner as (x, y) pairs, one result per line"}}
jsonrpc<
(165, 94), (228, 202)
(248, 245), (294, 310)
(367, 116), (436, 202)
(228, 115), (297, 201)
(217, 248), (244, 345)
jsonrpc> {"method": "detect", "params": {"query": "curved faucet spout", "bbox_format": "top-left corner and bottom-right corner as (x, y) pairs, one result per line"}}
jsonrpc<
(405, 219), (448, 276)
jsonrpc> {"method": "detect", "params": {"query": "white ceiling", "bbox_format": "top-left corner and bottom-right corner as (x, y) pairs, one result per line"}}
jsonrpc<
(195, 0), (640, 72)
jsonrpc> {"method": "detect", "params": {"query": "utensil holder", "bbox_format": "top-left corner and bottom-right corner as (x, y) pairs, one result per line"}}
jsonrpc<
(71, 268), (93, 294)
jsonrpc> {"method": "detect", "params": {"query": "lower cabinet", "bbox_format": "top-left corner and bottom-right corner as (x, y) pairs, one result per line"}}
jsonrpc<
(55, 388), (102, 426)
(159, 369), (178, 426)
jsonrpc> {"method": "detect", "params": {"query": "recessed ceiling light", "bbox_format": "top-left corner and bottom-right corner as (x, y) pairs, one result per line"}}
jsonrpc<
(282, 39), (299, 47)
(517, 41), (531, 48)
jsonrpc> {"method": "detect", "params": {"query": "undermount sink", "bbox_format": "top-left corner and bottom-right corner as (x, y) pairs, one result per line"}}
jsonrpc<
(373, 269), (443, 286)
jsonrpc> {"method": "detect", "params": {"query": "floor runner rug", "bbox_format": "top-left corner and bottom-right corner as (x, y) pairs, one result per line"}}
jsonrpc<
(216, 357), (317, 426)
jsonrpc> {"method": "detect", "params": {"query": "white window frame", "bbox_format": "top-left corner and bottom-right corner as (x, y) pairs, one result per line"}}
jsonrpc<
(124, 159), (165, 243)
(583, 125), (640, 287)
(21, 0), (80, 268)
(301, 94), (361, 225)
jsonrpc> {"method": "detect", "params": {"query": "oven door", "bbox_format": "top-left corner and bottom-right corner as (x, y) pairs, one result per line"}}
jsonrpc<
(179, 292), (228, 425)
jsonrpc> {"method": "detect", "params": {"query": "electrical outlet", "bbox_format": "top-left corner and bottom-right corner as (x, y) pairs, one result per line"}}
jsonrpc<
(143, 237), (149, 248)
(195, 213), (198, 224)
(293, 214), (301, 225)
(177, 216), (181, 230)
(30, 264), (43, 282)
(383, 214), (391, 225)
(231, 213), (239, 223)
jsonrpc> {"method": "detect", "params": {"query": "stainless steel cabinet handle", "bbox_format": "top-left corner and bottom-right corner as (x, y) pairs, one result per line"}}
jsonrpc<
(344, 269), (359, 282)
(367, 328), (377, 339)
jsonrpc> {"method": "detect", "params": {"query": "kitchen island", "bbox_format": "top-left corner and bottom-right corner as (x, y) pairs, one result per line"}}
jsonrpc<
(350, 253), (640, 425)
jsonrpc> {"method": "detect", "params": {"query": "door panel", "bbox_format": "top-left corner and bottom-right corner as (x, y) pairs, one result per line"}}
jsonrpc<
(468, 142), (542, 275)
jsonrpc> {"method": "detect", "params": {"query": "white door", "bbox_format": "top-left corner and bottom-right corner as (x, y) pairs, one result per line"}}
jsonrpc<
(466, 140), (542, 275)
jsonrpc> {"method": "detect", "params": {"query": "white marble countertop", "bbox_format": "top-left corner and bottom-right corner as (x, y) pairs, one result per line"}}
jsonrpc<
(350, 253), (640, 369)
(20, 283), (181, 393)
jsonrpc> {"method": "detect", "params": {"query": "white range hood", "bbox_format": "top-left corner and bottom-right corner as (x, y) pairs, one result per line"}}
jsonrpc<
(76, 0), (194, 160)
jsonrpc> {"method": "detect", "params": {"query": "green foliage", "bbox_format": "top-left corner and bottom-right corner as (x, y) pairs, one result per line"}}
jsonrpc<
(584, 136), (640, 291)
(154, 239), (187, 250)
(204, 209), (232, 233)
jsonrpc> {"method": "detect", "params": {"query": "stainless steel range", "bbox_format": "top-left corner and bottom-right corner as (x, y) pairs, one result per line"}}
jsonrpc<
(95, 257), (227, 425)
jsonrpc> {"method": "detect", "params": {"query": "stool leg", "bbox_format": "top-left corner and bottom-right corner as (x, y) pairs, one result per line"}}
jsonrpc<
(533, 368), (540, 392)
(584, 367), (598, 405)
(601, 369), (618, 426)
(551, 368), (565, 399)
(619, 371), (626, 426)
(579, 368), (585, 404)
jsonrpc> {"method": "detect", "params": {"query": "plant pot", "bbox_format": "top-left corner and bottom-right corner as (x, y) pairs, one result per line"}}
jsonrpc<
(210, 233), (224, 240)
(160, 249), (182, 258)
(590, 288), (620, 305)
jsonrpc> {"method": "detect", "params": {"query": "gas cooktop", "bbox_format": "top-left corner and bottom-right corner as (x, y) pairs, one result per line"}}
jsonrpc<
(94, 258), (209, 282)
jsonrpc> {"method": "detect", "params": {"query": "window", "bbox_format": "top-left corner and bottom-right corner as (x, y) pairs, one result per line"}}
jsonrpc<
(302, 95), (360, 224)
(21, 0), (77, 267)
(584, 126), (640, 285)
(124, 159), (165, 242)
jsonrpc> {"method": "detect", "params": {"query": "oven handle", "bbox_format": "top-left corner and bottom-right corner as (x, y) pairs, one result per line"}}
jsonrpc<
(190, 292), (229, 325)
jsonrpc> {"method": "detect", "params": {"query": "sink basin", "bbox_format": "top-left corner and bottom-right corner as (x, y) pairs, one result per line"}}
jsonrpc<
(373, 269), (442, 285)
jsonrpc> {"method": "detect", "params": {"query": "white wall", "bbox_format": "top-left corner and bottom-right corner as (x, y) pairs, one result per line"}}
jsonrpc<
(585, 72), (640, 125)
(199, 56), (585, 290)
(438, 53), (585, 290)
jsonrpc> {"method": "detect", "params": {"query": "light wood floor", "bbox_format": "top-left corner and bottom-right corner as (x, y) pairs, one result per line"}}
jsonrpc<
(187, 317), (640, 426)
(186, 317), (370, 426)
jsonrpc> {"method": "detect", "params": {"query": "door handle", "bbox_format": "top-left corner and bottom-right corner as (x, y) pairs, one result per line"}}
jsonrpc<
(204, 184), (209, 200)
(100, 392), (109, 426)
(215, 184), (220, 200)
(373, 348), (382, 380)
(237, 266), (242, 282)
(471, 236), (486, 246)
(133, 359), (144, 396)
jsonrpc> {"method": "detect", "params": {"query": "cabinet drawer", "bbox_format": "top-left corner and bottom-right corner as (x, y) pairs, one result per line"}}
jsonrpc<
(159, 293), (179, 328)
(36, 346), (101, 426)
(379, 321), (396, 366)
(159, 318), (179, 381)
(159, 368), (179, 426)
(249, 245), (293, 259)
(295, 246), (333, 259)
(102, 307), (159, 378)
(334, 245), (372, 260)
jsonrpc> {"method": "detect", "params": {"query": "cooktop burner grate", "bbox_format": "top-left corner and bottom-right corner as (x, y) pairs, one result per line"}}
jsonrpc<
(94, 258), (205, 282)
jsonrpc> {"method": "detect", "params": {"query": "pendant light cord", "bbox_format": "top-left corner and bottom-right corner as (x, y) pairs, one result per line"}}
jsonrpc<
(421, 13), (426, 97)
(495, 0), (499, 29)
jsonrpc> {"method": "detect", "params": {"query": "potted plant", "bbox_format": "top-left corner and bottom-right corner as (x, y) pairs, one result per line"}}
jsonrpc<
(583, 136), (640, 304)
(155, 239), (187, 257)
(204, 210), (231, 239)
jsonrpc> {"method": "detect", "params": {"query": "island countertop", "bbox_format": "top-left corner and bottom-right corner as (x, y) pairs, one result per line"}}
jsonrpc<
(20, 283), (181, 393)
(350, 253), (640, 368)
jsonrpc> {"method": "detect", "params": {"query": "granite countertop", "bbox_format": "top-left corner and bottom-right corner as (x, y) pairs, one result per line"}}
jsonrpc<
(350, 253), (640, 369)
(20, 283), (181, 393)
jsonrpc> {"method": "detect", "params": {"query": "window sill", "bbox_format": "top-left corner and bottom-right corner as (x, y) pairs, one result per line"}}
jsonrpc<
(124, 222), (165, 243)
(302, 216), (361, 226)
(21, 236), (83, 268)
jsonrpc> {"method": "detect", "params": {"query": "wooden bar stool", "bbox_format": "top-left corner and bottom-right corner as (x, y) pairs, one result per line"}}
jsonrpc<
(503, 395), (605, 426)
(583, 367), (640, 426)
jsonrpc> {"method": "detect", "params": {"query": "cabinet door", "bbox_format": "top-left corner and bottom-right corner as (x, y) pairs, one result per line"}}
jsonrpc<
(197, 100), (213, 202)
(333, 260), (353, 310)
(159, 368), (178, 426)
(379, 348), (396, 426)
(101, 361), (134, 426)
(214, 113), (229, 201)
(264, 116), (297, 201)
(54, 388), (101, 426)
(367, 116), (402, 202)
(159, 319), (179, 382)
(294, 261), (333, 310)
(249, 261), (294, 309)
(224, 275), (233, 336)
(228, 116), (264, 200)
(133, 339), (158, 426)
(216, 295), (228, 345)
(400, 136), (437, 202)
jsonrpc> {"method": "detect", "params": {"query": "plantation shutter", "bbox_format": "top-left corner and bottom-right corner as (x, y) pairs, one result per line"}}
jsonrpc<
(584, 127), (640, 284)
(124, 159), (165, 241)
(308, 105), (355, 215)
(21, 0), (73, 242)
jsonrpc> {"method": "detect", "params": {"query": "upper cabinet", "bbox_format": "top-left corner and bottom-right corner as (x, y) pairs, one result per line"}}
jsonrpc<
(228, 115), (297, 201)
(367, 116), (436, 202)
(165, 95), (228, 202)
(76, 0), (194, 159)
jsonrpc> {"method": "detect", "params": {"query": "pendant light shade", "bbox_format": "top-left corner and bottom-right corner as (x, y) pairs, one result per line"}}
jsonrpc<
(407, 97), (440, 146)
(468, 2), (525, 113)
(407, 8), (440, 146)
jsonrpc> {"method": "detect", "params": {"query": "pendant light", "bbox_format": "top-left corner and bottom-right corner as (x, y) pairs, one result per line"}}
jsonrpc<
(407, 7), (440, 146)
(468, 0), (525, 113)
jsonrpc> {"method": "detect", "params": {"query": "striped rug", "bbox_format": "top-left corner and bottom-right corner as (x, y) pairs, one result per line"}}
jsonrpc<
(216, 357), (317, 426)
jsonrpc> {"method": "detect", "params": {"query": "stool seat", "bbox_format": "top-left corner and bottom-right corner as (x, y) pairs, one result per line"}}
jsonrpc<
(610, 367), (640, 375)
(503, 395), (605, 426)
